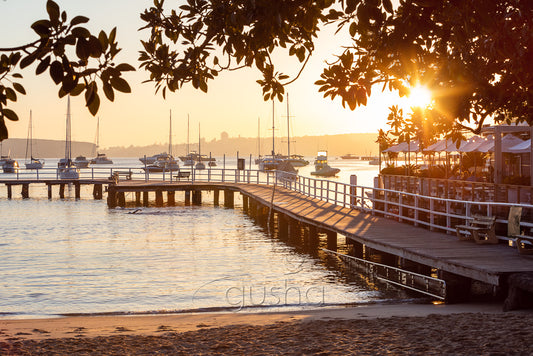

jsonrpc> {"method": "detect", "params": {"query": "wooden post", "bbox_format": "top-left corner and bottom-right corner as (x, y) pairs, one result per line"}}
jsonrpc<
(155, 190), (164, 206)
(278, 214), (289, 237)
(7, 185), (12, 199)
(59, 184), (65, 198)
(93, 184), (103, 200)
(21, 184), (29, 199)
(185, 190), (191, 205)
(47, 184), (52, 199)
(326, 230), (337, 251)
(192, 190), (202, 205)
(135, 191), (141, 206)
(224, 190), (234, 208)
(75, 182), (81, 199)
(308, 224), (319, 248)
(213, 189), (219, 206)
(168, 191), (175, 206)
(107, 187), (117, 208)
(242, 195), (248, 213)
(117, 191), (126, 207)
(143, 191), (149, 207)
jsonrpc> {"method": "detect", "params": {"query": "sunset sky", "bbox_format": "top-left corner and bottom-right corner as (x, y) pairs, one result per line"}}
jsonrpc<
(1, 0), (411, 148)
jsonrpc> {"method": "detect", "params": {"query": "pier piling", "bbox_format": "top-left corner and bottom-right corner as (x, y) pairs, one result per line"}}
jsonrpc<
(168, 191), (175, 206)
(59, 184), (65, 199)
(326, 230), (337, 251)
(155, 190), (164, 207)
(135, 191), (141, 206)
(21, 184), (29, 199)
(224, 190), (234, 208)
(213, 189), (219, 206)
(75, 183), (81, 199)
(93, 184), (103, 200)
(7, 185), (12, 199)
(143, 191), (149, 207)
(184, 190), (191, 205)
(47, 184), (52, 199)
(192, 190), (202, 205)
(117, 191), (126, 207)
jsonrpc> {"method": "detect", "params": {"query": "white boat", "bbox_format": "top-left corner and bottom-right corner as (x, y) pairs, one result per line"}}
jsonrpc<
(282, 94), (307, 167)
(3, 158), (19, 173)
(311, 151), (340, 177)
(195, 122), (205, 170)
(74, 155), (90, 168)
(142, 110), (180, 172)
(90, 117), (113, 164)
(140, 152), (171, 165)
(59, 96), (79, 179)
(24, 110), (45, 169)
(286, 154), (309, 167)
(91, 153), (113, 164)
(258, 156), (283, 171)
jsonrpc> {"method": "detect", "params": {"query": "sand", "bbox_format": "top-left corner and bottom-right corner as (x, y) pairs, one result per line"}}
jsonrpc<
(2, 303), (533, 355)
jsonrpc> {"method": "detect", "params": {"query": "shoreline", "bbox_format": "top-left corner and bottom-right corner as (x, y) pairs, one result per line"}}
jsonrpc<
(3, 303), (533, 355)
(0, 302), (516, 340)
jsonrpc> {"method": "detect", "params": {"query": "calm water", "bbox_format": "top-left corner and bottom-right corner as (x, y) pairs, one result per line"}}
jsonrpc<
(0, 157), (416, 319)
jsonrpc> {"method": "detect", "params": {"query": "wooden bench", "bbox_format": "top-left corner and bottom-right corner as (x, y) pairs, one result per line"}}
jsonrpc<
(514, 235), (533, 255)
(174, 171), (191, 181)
(110, 171), (132, 183)
(456, 215), (497, 244)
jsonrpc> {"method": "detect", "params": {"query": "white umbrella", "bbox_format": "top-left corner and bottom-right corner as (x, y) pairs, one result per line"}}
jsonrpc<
(508, 139), (531, 153)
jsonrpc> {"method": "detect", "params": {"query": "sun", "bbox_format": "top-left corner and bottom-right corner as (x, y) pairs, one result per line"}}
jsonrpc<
(405, 85), (432, 108)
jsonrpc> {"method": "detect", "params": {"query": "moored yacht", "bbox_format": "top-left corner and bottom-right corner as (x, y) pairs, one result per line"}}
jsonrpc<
(311, 151), (340, 177)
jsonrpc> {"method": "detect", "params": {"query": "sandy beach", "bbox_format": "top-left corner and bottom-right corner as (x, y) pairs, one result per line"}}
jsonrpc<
(2, 303), (533, 355)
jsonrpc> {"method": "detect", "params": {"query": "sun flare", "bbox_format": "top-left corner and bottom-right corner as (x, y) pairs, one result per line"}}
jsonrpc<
(406, 85), (432, 108)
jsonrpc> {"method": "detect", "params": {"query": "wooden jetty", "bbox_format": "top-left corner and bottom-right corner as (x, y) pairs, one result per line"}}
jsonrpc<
(108, 179), (533, 304)
(1, 179), (108, 199)
(2, 169), (533, 306)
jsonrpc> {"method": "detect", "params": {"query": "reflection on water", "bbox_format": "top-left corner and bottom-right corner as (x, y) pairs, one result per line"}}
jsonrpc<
(0, 158), (419, 318)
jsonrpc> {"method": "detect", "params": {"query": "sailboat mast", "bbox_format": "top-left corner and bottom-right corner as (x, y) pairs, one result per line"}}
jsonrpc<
(257, 117), (260, 158)
(169, 109), (172, 156)
(25, 110), (32, 160)
(187, 114), (190, 155)
(96, 117), (100, 151)
(272, 100), (275, 156)
(198, 122), (201, 161)
(65, 96), (72, 161)
(286, 93), (290, 158)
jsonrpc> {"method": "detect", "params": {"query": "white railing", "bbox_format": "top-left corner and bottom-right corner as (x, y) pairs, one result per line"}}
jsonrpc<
(3, 167), (533, 239)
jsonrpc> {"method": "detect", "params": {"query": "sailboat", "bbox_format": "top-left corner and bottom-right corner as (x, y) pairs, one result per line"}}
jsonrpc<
(25, 110), (45, 169)
(90, 117), (113, 164)
(195, 123), (205, 170)
(143, 110), (180, 172)
(58, 96), (80, 179)
(283, 94), (308, 167)
(258, 100), (283, 171)
(180, 115), (195, 166)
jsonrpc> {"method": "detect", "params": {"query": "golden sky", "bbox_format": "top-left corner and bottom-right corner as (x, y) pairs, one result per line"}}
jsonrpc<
(1, 0), (408, 148)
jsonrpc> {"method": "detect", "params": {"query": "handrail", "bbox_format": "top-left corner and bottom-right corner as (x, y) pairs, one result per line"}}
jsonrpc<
(3, 166), (533, 238)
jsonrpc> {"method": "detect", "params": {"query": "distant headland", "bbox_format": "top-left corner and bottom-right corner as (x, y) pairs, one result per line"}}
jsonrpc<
(1, 133), (378, 158)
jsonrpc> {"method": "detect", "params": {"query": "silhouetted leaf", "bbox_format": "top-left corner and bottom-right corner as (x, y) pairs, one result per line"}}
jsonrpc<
(72, 27), (90, 38)
(0, 119), (7, 141)
(46, 0), (60, 24)
(87, 93), (100, 116)
(36, 56), (51, 75)
(103, 82), (115, 101)
(70, 84), (85, 96)
(110, 77), (131, 93)
(49, 61), (64, 84)
(13, 83), (26, 95)
(31, 20), (51, 37)
(3, 109), (19, 121)
(70, 15), (89, 26)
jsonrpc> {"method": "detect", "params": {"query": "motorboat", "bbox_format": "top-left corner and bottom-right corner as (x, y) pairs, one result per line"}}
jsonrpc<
(139, 152), (171, 165)
(25, 110), (45, 169)
(74, 155), (90, 168)
(311, 151), (340, 177)
(258, 156), (283, 171)
(142, 159), (180, 172)
(3, 158), (19, 173)
(341, 154), (358, 160)
(91, 153), (113, 164)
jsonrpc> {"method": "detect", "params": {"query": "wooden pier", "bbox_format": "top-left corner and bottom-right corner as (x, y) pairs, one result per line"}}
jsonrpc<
(1, 179), (109, 199)
(107, 180), (533, 303)
(3, 171), (533, 305)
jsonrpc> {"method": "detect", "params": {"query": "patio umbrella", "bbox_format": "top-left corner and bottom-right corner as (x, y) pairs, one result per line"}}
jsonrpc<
(508, 139), (531, 153)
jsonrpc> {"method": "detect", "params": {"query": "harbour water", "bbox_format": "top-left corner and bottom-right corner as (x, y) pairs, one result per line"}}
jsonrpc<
(0, 157), (420, 319)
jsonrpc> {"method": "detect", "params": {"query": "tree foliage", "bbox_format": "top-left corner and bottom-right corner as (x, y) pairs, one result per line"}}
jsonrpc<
(139, 0), (533, 139)
(0, 0), (134, 141)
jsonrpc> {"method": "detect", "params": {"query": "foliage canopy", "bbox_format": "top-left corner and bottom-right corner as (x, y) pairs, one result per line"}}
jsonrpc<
(1, 0), (532, 143)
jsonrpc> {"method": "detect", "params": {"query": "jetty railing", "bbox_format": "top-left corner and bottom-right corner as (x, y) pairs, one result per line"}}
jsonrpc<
(3, 167), (533, 240)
